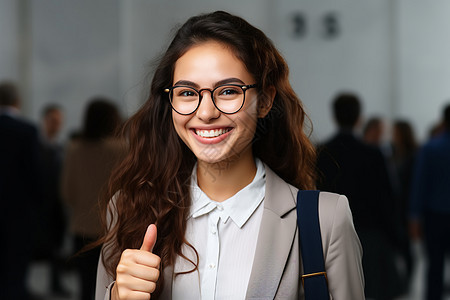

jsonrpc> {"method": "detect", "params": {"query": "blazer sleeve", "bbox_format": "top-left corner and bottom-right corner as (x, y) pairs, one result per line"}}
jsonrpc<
(95, 253), (114, 300)
(95, 196), (118, 300)
(318, 192), (365, 300)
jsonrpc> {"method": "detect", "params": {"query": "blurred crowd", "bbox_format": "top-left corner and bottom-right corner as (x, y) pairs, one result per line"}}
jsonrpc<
(0, 81), (126, 300)
(1, 81), (449, 300)
(316, 93), (450, 300)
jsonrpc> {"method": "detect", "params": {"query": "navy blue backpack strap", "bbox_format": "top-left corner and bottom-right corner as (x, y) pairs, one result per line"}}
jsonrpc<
(296, 190), (330, 300)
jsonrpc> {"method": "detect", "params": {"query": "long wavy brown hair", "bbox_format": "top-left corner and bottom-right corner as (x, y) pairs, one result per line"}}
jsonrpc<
(97, 11), (316, 298)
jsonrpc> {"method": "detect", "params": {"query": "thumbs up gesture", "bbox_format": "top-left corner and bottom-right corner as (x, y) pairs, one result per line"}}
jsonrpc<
(111, 224), (161, 300)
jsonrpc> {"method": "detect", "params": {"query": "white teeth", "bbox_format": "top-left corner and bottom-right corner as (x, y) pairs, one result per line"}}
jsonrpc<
(196, 128), (230, 138)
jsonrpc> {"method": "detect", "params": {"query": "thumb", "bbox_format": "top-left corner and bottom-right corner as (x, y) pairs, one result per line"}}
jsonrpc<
(140, 224), (157, 252)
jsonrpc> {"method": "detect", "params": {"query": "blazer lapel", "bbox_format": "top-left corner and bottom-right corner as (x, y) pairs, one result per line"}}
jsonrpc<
(246, 166), (298, 299)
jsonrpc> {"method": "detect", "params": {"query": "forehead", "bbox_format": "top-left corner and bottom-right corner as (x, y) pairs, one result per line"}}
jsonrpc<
(173, 41), (253, 84)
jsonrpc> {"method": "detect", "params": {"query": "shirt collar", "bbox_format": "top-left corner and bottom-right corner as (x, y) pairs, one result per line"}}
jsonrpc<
(189, 159), (266, 228)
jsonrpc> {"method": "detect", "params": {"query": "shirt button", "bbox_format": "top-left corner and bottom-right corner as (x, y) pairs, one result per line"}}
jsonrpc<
(217, 205), (224, 211)
(209, 263), (216, 269)
(211, 229), (217, 234)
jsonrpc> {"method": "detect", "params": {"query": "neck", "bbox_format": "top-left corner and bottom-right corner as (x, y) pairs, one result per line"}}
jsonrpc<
(196, 148), (257, 202)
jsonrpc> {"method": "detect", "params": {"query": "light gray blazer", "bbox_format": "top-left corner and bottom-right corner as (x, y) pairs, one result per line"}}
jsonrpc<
(96, 165), (365, 300)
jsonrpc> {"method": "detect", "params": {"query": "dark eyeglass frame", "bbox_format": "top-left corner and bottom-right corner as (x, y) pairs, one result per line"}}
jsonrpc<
(164, 83), (257, 115)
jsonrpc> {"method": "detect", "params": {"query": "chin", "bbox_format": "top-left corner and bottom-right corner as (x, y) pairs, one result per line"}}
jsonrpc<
(195, 151), (227, 165)
(197, 152), (244, 167)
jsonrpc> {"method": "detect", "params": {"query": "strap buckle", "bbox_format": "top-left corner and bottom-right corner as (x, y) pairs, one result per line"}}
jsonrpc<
(301, 271), (328, 286)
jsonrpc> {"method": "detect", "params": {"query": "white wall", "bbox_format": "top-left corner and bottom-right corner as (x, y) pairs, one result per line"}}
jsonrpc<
(0, 1), (20, 89)
(397, 0), (450, 141)
(30, 0), (121, 139)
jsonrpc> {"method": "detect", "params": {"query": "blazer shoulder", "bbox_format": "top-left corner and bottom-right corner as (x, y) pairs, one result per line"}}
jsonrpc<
(317, 192), (361, 265)
(318, 192), (354, 237)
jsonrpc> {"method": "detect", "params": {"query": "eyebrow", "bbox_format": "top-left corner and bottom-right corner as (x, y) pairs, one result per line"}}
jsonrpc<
(173, 77), (246, 88)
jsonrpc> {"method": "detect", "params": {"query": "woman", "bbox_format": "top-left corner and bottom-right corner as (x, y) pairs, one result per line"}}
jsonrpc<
(96, 11), (364, 300)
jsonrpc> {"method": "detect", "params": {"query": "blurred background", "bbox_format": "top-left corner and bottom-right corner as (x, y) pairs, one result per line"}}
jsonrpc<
(1, 0), (450, 299)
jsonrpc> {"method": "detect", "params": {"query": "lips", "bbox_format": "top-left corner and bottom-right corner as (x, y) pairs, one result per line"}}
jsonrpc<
(195, 128), (231, 138)
(191, 127), (233, 144)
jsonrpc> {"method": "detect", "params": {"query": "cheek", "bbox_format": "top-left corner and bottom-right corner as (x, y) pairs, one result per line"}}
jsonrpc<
(244, 100), (259, 125)
(235, 108), (259, 138)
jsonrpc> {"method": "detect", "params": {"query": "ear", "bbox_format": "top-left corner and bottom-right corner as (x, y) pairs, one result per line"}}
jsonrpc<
(258, 86), (276, 118)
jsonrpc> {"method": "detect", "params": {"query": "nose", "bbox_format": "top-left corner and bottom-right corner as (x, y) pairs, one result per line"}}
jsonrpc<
(196, 90), (220, 121)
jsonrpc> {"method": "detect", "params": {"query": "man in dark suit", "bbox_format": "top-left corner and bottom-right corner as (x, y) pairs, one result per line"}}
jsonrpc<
(37, 104), (69, 296)
(316, 93), (402, 300)
(0, 81), (42, 300)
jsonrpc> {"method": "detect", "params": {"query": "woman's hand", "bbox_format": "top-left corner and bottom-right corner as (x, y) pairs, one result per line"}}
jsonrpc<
(111, 224), (161, 300)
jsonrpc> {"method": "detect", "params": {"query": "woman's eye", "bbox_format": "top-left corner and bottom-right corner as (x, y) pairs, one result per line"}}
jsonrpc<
(219, 87), (240, 96)
(178, 90), (197, 97)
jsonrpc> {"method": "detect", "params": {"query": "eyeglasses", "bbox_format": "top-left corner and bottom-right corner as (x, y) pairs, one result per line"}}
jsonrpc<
(164, 83), (257, 115)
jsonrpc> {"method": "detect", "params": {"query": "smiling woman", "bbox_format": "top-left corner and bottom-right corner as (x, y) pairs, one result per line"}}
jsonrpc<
(94, 11), (364, 300)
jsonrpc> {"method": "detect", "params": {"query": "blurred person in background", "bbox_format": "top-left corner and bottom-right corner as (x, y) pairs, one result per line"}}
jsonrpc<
(363, 117), (413, 289)
(62, 98), (126, 300)
(363, 116), (384, 147)
(428, 121), (445, 139)
(35, 104), (70, 297)
(41, 104), (64, 144)
(410, 103), (450, 300)
(363, 116), (400, 193)
(391, 119), (418, 286)
(363, 116), (395, 161)
(316, 93), (404, 299)
(0, 81), (43, 300)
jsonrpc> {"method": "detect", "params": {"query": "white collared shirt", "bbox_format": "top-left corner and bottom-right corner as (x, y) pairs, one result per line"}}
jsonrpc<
(172, 159), (266, 300)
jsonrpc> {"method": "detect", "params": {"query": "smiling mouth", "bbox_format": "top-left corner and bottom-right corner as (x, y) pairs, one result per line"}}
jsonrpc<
(195, 128), (231, 138)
